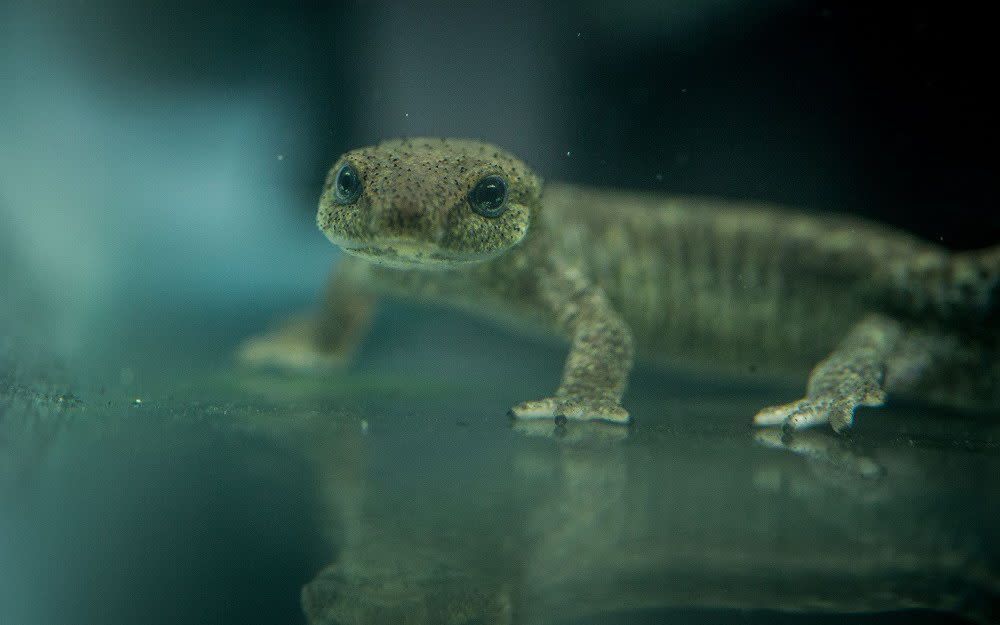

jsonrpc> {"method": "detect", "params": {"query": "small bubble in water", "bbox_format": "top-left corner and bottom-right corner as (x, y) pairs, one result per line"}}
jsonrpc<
(276, 154), (284, 161)
(565, 151), (571, 157)
(404, 112), (410, 118)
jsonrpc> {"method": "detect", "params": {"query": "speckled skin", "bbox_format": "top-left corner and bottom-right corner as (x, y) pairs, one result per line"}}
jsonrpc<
(240, 138), (1000, 429)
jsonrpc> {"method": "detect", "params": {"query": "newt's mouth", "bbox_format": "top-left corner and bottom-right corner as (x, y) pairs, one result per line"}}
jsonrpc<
(336, 240), (492, 270)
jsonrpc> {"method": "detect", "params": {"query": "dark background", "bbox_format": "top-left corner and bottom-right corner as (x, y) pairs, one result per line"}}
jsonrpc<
(19, 0), (995, 244)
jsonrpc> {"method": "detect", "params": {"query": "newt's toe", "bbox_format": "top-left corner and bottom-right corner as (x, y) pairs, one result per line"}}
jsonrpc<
(753, 397), (849, 432)
(509, 398), (559, 420)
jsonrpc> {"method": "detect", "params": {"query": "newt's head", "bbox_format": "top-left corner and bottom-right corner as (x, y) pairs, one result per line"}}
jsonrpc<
(317, 138), (541, 269)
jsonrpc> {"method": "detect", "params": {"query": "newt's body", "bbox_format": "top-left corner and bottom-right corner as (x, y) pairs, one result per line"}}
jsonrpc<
(241, 138), (999, 430)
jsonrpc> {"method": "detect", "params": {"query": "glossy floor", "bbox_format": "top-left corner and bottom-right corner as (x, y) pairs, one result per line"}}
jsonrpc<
(2, 302), (997, 625)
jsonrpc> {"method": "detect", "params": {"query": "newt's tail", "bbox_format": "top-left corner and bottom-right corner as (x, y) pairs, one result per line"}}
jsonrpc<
(893, 244), (1000, 323)
(952, 245), (1000, 322)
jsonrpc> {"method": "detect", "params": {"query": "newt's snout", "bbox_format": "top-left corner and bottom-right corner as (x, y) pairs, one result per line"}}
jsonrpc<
(370, 191), (442, 242)
(391, 194), (425, 220)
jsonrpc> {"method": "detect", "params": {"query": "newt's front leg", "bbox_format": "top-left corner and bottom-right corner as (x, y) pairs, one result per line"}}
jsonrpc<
(510, 263), (634, 424)
(237, 260), (376, 369)
(754, 315), (904, 432)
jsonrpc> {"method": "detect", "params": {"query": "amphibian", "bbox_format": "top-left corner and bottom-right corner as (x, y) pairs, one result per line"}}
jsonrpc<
(240, 138), (999, 430)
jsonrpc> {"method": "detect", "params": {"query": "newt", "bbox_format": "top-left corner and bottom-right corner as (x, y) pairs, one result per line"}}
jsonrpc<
(240, 138), (999, 431)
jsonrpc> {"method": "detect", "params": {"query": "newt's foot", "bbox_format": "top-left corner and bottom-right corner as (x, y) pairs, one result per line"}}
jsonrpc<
(755, 315), (899, 434)
(509, 396), (630, 424)
(753, 397), (853, 432)
(753, 386), (885, 434)
(237, 315), (347, 370)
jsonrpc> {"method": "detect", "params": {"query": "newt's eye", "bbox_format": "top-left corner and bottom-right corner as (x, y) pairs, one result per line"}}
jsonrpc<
(333, 163), (362, 205)
(468, 175), (508, 218)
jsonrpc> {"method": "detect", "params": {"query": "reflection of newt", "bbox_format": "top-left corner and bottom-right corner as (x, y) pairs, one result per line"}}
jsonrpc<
(241, 138), (999, 430)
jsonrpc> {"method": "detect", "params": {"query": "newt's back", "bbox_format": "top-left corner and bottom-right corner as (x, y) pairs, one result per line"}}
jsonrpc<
(540, 183), (988, 378)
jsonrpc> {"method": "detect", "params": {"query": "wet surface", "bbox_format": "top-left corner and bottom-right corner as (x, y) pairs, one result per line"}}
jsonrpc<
(2, 302), (998, 624)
